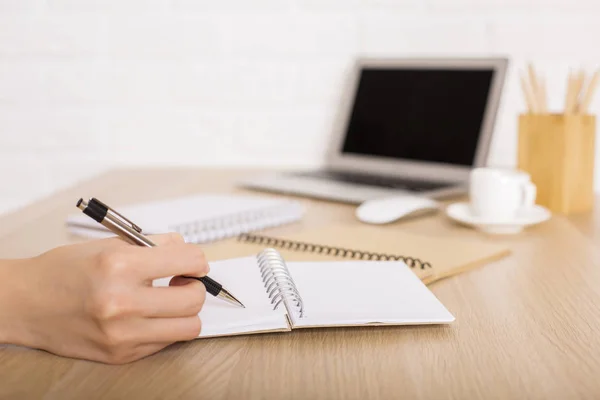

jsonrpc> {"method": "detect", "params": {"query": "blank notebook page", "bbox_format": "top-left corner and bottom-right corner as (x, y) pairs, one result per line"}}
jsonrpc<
(287, 260), (455, 328)
(153, 256), (288, 338)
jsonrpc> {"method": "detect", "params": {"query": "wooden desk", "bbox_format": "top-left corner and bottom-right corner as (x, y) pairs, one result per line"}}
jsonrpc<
(1, 168), (600, 399)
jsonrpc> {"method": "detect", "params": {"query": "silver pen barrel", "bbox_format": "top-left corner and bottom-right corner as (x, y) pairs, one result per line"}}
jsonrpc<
(76, 198), (245, 308)
(77, 199), (155, 248)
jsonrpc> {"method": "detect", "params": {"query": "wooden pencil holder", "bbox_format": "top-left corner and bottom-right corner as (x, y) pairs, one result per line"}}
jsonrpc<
(517, 113), (596, 215)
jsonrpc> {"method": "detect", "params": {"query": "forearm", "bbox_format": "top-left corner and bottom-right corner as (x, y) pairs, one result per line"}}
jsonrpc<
(0, 258), (31, 346)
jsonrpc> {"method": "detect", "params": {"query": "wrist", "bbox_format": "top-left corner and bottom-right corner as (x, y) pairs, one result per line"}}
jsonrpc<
(0, 258), (36, 346)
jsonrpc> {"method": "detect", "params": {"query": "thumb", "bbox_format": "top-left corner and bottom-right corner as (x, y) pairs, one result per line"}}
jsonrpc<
(169, 276), (198, 287)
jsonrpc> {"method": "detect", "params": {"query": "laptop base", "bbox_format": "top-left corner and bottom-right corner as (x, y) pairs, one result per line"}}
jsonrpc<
(238, 169), (467, 204)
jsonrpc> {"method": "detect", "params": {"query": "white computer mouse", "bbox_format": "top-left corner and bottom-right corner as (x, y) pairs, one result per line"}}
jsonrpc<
(355, 195), (440, 224)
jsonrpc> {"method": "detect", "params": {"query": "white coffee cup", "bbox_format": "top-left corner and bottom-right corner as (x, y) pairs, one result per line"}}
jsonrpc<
(469, 167), (537, 221)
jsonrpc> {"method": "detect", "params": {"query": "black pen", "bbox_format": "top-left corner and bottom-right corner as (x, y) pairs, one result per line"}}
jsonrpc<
(76, 197), (245, 308)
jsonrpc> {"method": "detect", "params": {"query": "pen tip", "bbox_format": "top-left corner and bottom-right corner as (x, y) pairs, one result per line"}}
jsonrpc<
(76, 198), (83, 207)
(219, 289), (245, 308)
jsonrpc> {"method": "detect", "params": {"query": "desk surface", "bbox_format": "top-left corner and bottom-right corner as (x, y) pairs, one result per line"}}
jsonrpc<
(1, 168), (600, 400)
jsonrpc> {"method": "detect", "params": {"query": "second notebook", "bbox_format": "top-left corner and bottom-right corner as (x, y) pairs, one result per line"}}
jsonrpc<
(65, 193), (304, 243)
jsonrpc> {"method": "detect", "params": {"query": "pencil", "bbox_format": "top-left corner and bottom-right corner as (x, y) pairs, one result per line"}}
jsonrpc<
(573, 70), (586, 113)
(579, 69), (600, 114)
(520, 73), (537, 113)
(565, 71), (577, 114)
(538, 77), (548, 113)
(527, 64), (539, 97)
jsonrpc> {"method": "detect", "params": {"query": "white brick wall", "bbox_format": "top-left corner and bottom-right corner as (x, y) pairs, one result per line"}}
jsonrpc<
(1, 0), (600, 215)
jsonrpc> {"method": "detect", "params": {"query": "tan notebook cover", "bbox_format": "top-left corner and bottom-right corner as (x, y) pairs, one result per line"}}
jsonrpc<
(201, 224), (511, 285)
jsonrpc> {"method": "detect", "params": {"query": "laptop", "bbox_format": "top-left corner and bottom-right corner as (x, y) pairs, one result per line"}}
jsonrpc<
(239, 57), (508, 204)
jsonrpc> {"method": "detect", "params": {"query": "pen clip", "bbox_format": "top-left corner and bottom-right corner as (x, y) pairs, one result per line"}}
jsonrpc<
(90, 197), (143, 233)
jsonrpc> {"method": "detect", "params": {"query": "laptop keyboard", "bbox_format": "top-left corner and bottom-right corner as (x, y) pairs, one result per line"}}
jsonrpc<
(294, 170), (453, 192)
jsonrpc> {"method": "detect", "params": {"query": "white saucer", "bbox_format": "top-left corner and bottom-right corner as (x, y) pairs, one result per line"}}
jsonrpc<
(445, 202), (552, 235)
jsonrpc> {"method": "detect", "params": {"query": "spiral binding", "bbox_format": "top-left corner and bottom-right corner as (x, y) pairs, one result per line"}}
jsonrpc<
(256, 248), (305, 318)
(169, 203), (302, 243)
(239, 233), (432, 270)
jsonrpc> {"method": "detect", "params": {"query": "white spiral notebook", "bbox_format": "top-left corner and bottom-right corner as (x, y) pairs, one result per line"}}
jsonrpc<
(65, 194), (304, 243)
(153, 248), (455, 339)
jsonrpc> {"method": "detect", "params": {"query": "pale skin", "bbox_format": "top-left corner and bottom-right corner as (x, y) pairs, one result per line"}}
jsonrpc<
(0, 233), (209, 365)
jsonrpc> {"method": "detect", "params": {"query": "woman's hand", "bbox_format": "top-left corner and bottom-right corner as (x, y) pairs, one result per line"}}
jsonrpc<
(0, 233), (209, 364)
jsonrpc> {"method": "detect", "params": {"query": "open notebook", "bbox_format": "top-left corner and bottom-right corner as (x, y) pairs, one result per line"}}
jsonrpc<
(200, 224), (511, 286)
(65, 194), (304, 244)
(154, 248), (454, 338)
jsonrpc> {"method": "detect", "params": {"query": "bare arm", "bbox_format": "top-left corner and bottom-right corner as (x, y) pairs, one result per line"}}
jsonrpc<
(0, 258), (29, 346)
(0, 234), (209, 364)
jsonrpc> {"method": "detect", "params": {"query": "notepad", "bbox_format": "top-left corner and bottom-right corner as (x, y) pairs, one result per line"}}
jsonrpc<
(65, 194), (304, 243)
(201, 224), (511, 286)
(153, 248), (454, 338)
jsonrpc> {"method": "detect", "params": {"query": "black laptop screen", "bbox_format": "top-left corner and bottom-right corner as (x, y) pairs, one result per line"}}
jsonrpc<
(341, 68), (494, 166)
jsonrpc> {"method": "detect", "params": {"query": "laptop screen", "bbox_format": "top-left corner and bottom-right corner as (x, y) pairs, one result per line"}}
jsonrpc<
(341, 68), (494, 167)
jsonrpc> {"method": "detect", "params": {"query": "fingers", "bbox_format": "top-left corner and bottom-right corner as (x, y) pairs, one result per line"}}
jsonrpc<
(148, 233), (185, 246)
(97, 342), (172, 365)
(102, 232), (184, 247)
(126, 342), (173, 364)
(137, 280), (206, 318)
(169, 276), (196, 287)
(97, 317), (201, 363)
(124, 242), (210, 280)
(83, 232), (185, 261)
(134, 316), (202, 343)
